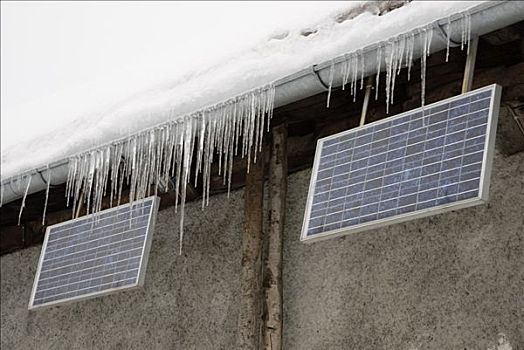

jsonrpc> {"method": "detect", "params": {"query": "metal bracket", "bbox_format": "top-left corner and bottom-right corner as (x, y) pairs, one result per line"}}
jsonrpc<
(310, 65), (330, 91)
(462, 37), (479, 93)
(360, 76), (374, 126)
(436, 21), (461, 47)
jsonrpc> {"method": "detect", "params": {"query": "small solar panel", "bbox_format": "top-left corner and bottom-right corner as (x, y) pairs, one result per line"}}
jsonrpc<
(29, 196), (160, 309)
(301, 84), (501, 242)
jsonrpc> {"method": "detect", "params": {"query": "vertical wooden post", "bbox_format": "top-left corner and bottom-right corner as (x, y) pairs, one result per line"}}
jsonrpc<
(238, 150), (265, 350)
(263, 124), (287, 350)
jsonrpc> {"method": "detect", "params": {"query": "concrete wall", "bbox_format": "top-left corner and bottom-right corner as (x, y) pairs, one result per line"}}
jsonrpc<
(1, 150), (522, 350)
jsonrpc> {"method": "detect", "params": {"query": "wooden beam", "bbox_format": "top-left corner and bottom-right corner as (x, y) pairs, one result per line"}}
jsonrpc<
(238, 150), (266, 350)
(263, 124), (287, 350)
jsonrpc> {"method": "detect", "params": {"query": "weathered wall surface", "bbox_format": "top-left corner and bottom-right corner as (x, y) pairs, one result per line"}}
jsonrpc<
(1, 150), (523, 350)
(282, 150), (523, 350)
(1, 192), (244, 349)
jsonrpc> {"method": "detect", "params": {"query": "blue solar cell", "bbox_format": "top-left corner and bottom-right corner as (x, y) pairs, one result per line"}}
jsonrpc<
(333, 163), (351, 175)
(449, 97), (468, 108)
(399, 184), (418, 196)
(359, 214), (378, 224)
(375, 120), (392, 131)
(428, 111), (448, 124)
(457, 190), (478, 200)
(390, 122), (409, 136)
(416, 200), (436, 210)
(368, 153), (387, 166)
(378, 209), (397, 220)
(438, 184), (458, 197)
(317, 168), (334, 181)
(449, 104), (469, 118)
(463, 152), (483, 165)
(313, 191), (330, 203)
(336, 155), (351, 166)
(367, 169), (385, 180)
(329, 188), (347, 200)
(470, 98), (490, 111)
(379, 198), (398, 212)
(466, 125), (487, 139)
(324, 222), (342, 231)
(319, 154), (336, 166)
(381, 188), (399, 200)
(325, 212), (343, 225)
(331, 179), (349, 190)
(403, 166), (421, 179)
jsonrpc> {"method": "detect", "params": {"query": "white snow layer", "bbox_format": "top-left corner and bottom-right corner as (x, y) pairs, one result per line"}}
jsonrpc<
(1, 1), (482, 180)
(1, 0), (489, 253)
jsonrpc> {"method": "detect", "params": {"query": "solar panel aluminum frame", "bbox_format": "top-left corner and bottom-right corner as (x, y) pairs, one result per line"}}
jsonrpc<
(301, 84), (501, 243)
(28, 196), (160, 310)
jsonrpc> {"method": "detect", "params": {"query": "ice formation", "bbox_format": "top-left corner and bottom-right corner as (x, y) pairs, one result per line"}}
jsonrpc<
(18, 176), (32, 226)
(3, 7), (476, 253)
(325, 11), (471, 113)
(64, 84), (275, 253)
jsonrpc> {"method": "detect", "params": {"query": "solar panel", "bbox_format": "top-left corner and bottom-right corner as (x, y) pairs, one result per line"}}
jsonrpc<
(301, 84), (501, 242)
(29, 196), (160, 309)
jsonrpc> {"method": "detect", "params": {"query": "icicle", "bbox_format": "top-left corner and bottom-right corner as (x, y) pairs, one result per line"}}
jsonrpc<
(466, 12), (472, 55)
(343, 53), (359, 102)
(375, 44), (382, 101)
(52, 83), (275, 253)
(406, 32), (415, 81)
(419, 25), (433, 108)
(18, 176), (32, 226)
(460, 12), (472, 53)
(420, 26), (432, 108)
(326, 60), (335, 108)
(246, 93), (256, 173)
(178, 115), (193, 255)
(351, 53), (359, 102)
(445, 16), (451, 62)
(421, 29), (427, 107)
(395, 35), (405, 106)
(391, 44), (398, 107)
(42, 166), (51, 225)
(341, 56), (349, 91)
(253, 94), (261, 163)
(396, 34), (405, 76)
(385, 39), (395, 114)
(427, 25), (433, 55)
(359, 50), (365, 90)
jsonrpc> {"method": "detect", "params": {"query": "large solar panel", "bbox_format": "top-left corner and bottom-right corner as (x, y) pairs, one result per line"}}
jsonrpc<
(29, 196), (160, 309)
(301, 84), (501, 242)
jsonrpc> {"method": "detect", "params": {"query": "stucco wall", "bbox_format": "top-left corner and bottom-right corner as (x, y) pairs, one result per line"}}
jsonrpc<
(1, 151), (523, 350)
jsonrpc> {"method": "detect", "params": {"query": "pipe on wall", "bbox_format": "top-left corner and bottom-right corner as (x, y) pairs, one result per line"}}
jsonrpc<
(1, 0), (523, 205)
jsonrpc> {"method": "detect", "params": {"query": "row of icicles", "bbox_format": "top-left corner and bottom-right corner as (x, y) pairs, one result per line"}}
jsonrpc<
(325, 11), (472, 113)
(0, 11), (472, 253)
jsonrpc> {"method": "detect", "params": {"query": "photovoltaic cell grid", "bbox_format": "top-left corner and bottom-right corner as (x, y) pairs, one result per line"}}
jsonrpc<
(29, 196), (160, 309)
(301, 85), (500, 242)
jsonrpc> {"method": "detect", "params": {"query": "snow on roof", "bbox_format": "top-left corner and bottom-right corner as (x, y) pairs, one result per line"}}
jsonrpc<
(1, 1), (484, 180)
